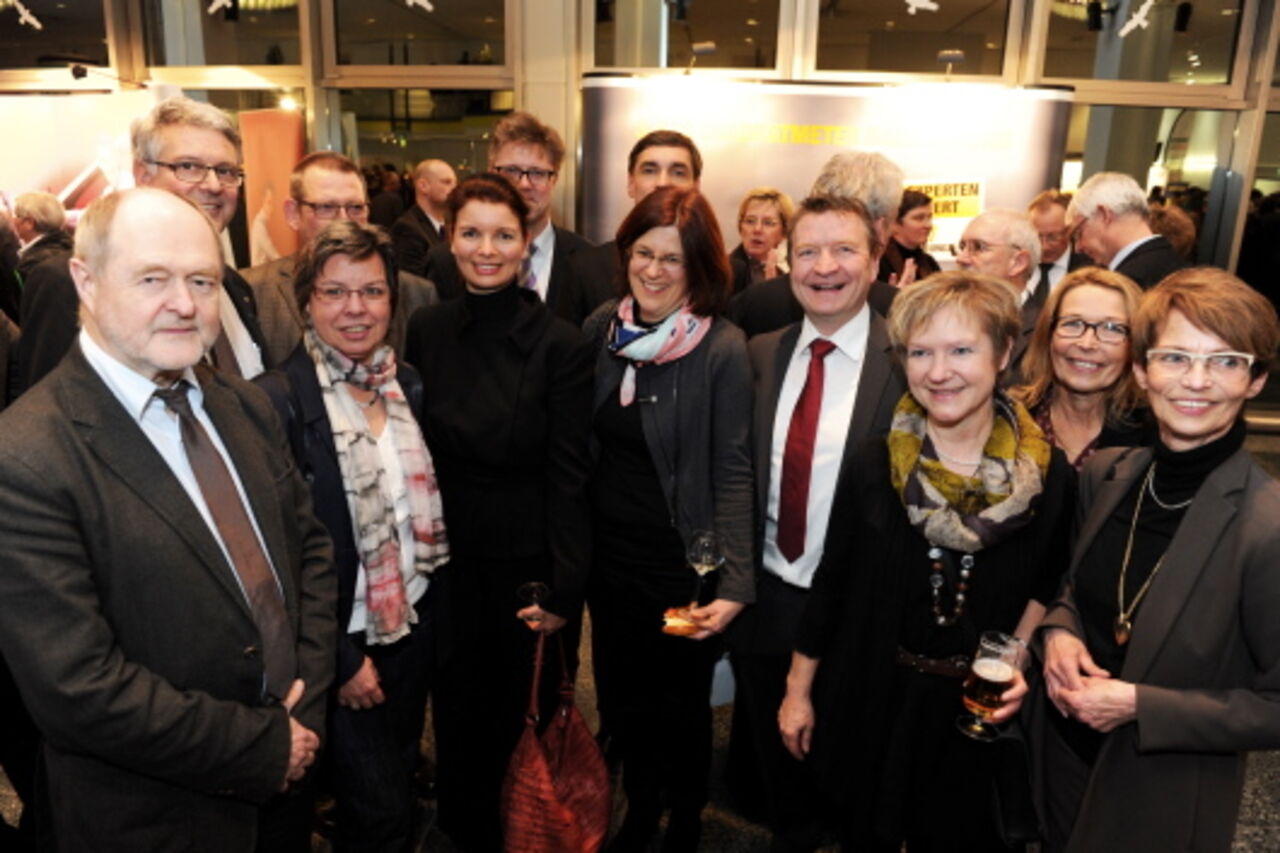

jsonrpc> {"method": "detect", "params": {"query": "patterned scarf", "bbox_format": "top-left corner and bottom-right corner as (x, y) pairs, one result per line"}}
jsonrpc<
(304, 326), (449, 645)
(887, 391), (1050, 553)
(607, 296), (711, 405)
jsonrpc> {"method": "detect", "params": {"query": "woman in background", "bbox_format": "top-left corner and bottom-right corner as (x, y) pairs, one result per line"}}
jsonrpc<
(729, 187), (794, 293)
(879, 189), (940, 287)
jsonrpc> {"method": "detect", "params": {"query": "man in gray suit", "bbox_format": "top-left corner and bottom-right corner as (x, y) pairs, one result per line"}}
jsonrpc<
(0, 187), (336, 852)
(729, 195), (906, 851)
(241, 151), (436, 364)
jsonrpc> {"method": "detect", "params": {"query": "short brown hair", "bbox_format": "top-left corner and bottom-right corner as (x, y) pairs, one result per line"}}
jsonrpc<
(887, 270), (1020, 372)
(627, 130), (702, 180)
(1012, 267), (1145, 425)
(1147, 202), (1196, 260)
(896, 189), (931, 222)
(787, 195), (882, 261)
(488, 111), (566, 170)
(444, 173), (530, 239)
(1132, 267), (1279, 377)
(615, 187), (729, 317)
(293, 220), (398, 315)
(1027, 189), (1072, 214)
(289, 151), (362, 201)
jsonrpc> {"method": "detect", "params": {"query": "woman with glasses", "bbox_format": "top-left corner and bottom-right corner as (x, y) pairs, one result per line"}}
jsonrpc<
(402, 174), (594, 852)
(730, 187), (794, 293)
(255, 220), (449, 852)
(1038, 268), (1280, 852)
(879, 190), (941, 287)
(779, 270), (1074, 851)
(1012, 268), (1148, 469)
(584, 186), (753, 852)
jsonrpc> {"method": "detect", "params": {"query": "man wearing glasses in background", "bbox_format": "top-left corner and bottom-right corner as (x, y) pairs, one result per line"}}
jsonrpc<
(421, 111), (609, 326)
(953, 208), (1042, 370)
(15, 97), (270, 392)
(241, 151), (437, 364)
(1026, 189), (1094, 307)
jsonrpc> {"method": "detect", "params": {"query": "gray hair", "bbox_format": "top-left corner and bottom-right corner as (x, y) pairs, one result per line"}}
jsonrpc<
(972, 208), (1042, 270)
(131, 96), (243, 168)
(1068, 172), (1149, 222)
(14, 191), (65, 234)
(809, 151), (904, 224)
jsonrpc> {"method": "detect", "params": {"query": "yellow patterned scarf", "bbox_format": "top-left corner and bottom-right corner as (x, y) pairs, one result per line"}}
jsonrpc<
(888, 391), (1050, 553)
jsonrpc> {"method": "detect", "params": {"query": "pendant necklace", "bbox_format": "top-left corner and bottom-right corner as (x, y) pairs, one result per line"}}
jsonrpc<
(1114, 464), (1167, 646)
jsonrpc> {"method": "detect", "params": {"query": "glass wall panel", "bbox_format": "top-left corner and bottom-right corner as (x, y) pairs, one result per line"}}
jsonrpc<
(1043, 0), (1241, 85)
(594, 0), (779, 69)
(143, 0), (301, 66)
(1060, 104), (1234, 266)
(337, 88), (511, 179)
(334, 0), (504, 66)
(815, 0), (1008, 74)
(0, 0), (107, 70)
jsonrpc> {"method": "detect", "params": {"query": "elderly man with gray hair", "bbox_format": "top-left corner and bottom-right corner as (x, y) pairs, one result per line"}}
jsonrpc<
(728, 151), (905, 338)
(1066, 171), (1188, 289)
(954, 207), (1043, 369)
(13, 191), (71, 281)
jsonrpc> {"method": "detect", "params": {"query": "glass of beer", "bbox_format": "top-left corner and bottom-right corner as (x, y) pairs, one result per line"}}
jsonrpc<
(956, 631), (1024, 741)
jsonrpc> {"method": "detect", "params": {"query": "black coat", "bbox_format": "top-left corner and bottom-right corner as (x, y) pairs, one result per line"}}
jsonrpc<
(403, 286), (594, 618)
(795, 438), (1074, 836)
(1113, 236), (1188, 290)
(254, 345), (426, 687)
(389, 204), (445, 279)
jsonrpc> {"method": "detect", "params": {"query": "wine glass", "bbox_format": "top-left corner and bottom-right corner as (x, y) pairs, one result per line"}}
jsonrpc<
(956, 631), (1025, 741)
(517, 581), (550, 624)
(685, 530), (726, 606)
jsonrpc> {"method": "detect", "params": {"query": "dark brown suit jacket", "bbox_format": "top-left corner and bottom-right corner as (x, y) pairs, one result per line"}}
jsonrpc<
(0, 345), (336, 852)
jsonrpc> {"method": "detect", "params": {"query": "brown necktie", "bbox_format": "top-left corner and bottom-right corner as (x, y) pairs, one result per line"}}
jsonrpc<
(210, 331), (243, 378)
(154, 381), (295, 701)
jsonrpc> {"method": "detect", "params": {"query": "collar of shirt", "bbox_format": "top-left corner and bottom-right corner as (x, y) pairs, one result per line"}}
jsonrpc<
(527, 222), (556, 299)
(795, 304), (870, 364)
(1108, 233), (1159, 271)
(427, 213), (445, 235)
(78, 328), (201, 423)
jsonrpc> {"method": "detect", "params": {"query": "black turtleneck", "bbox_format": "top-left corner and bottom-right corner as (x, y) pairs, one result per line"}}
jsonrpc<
(463, 282), (521, 338)
(1055, 419), (1246, 762)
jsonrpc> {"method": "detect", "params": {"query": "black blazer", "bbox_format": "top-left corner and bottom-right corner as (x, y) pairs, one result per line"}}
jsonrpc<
(732, 313), (906, 656)
(255, 345), (425, 687)
(390, 204), (445, 279)
(15, 250), (77, 397)
(403, 287), (594, 617)
(422, 226), (611, 328)
(726, 274), (899, 339)
(1113, 236), (1188, 290)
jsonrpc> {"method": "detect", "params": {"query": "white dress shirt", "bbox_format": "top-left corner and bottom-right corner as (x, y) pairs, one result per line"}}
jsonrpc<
(525, 223), (556, 302)
(348, 420), (430, 633)
(79, 329), (280, 601)
(1108, 234), (1159, 272)
(763, 309), (869, 588)
(217, 286), (265, 379)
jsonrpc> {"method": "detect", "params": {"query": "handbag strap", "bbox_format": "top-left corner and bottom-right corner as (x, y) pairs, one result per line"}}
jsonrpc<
(525, 632), (547, 723)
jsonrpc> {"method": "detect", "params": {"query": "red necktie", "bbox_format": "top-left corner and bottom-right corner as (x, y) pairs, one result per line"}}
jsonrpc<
(777, 339), (836, 563)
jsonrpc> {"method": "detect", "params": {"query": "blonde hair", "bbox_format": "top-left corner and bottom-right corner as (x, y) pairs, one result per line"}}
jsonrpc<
(736, 187), (795, 230)
(887, 270), (1020, 373)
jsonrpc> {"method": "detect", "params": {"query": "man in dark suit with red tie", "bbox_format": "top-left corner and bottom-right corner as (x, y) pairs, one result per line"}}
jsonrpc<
(0, 187), (336, 852)
(728, 195), (905, 851)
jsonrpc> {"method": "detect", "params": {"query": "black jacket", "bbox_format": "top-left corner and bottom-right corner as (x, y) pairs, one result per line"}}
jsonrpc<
(726, 273), (899, 339)
(255, 345), (425, 688)
(1113, 235), (1188, 290)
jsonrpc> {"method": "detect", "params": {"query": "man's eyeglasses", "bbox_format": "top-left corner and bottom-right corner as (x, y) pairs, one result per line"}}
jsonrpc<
(313, 284), (390, 304)
(1145, 348), (1256, 378)
(494, 166), (557, 188)
(298, 201), (370, 220)
(1054, 317), (1130, 344)
(951, 239), (1008, 255)
(148, 160), (244, 188)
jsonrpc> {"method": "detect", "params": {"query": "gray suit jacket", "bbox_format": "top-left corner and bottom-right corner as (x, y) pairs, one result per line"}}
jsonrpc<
(1041, 445), (1280, 852)
(241, 254), (438, 366)
(734, 312), (905, 654)
(0, 345), (336, 852)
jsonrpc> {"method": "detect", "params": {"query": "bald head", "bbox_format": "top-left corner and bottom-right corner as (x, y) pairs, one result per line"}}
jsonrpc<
(955, 209), (1039, 288)
(413, 159), (456, 217)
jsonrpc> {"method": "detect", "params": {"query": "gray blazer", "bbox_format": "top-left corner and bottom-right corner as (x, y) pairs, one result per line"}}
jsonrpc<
(0, 344), (337, 851)
(1040, 445), (1280, 852)
(587, 302), (756, 603)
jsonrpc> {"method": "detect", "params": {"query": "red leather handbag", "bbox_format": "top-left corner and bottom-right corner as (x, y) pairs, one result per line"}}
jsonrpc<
(501, 633), (611, 853)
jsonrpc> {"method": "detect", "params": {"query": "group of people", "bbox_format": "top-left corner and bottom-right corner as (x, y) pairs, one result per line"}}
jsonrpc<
(0, 92), (1277, 853)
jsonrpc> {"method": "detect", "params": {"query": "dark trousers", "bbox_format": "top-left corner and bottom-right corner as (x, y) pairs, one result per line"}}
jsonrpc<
(326, 594), (435, 853)
(0, 655), (42, 850)
(590, 567), (719, 826)
(431, 559), (579, 853)
(727, 573), (827, 852)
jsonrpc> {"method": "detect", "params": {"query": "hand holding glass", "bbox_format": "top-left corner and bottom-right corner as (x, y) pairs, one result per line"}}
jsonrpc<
(956, 631), (1025, 741)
